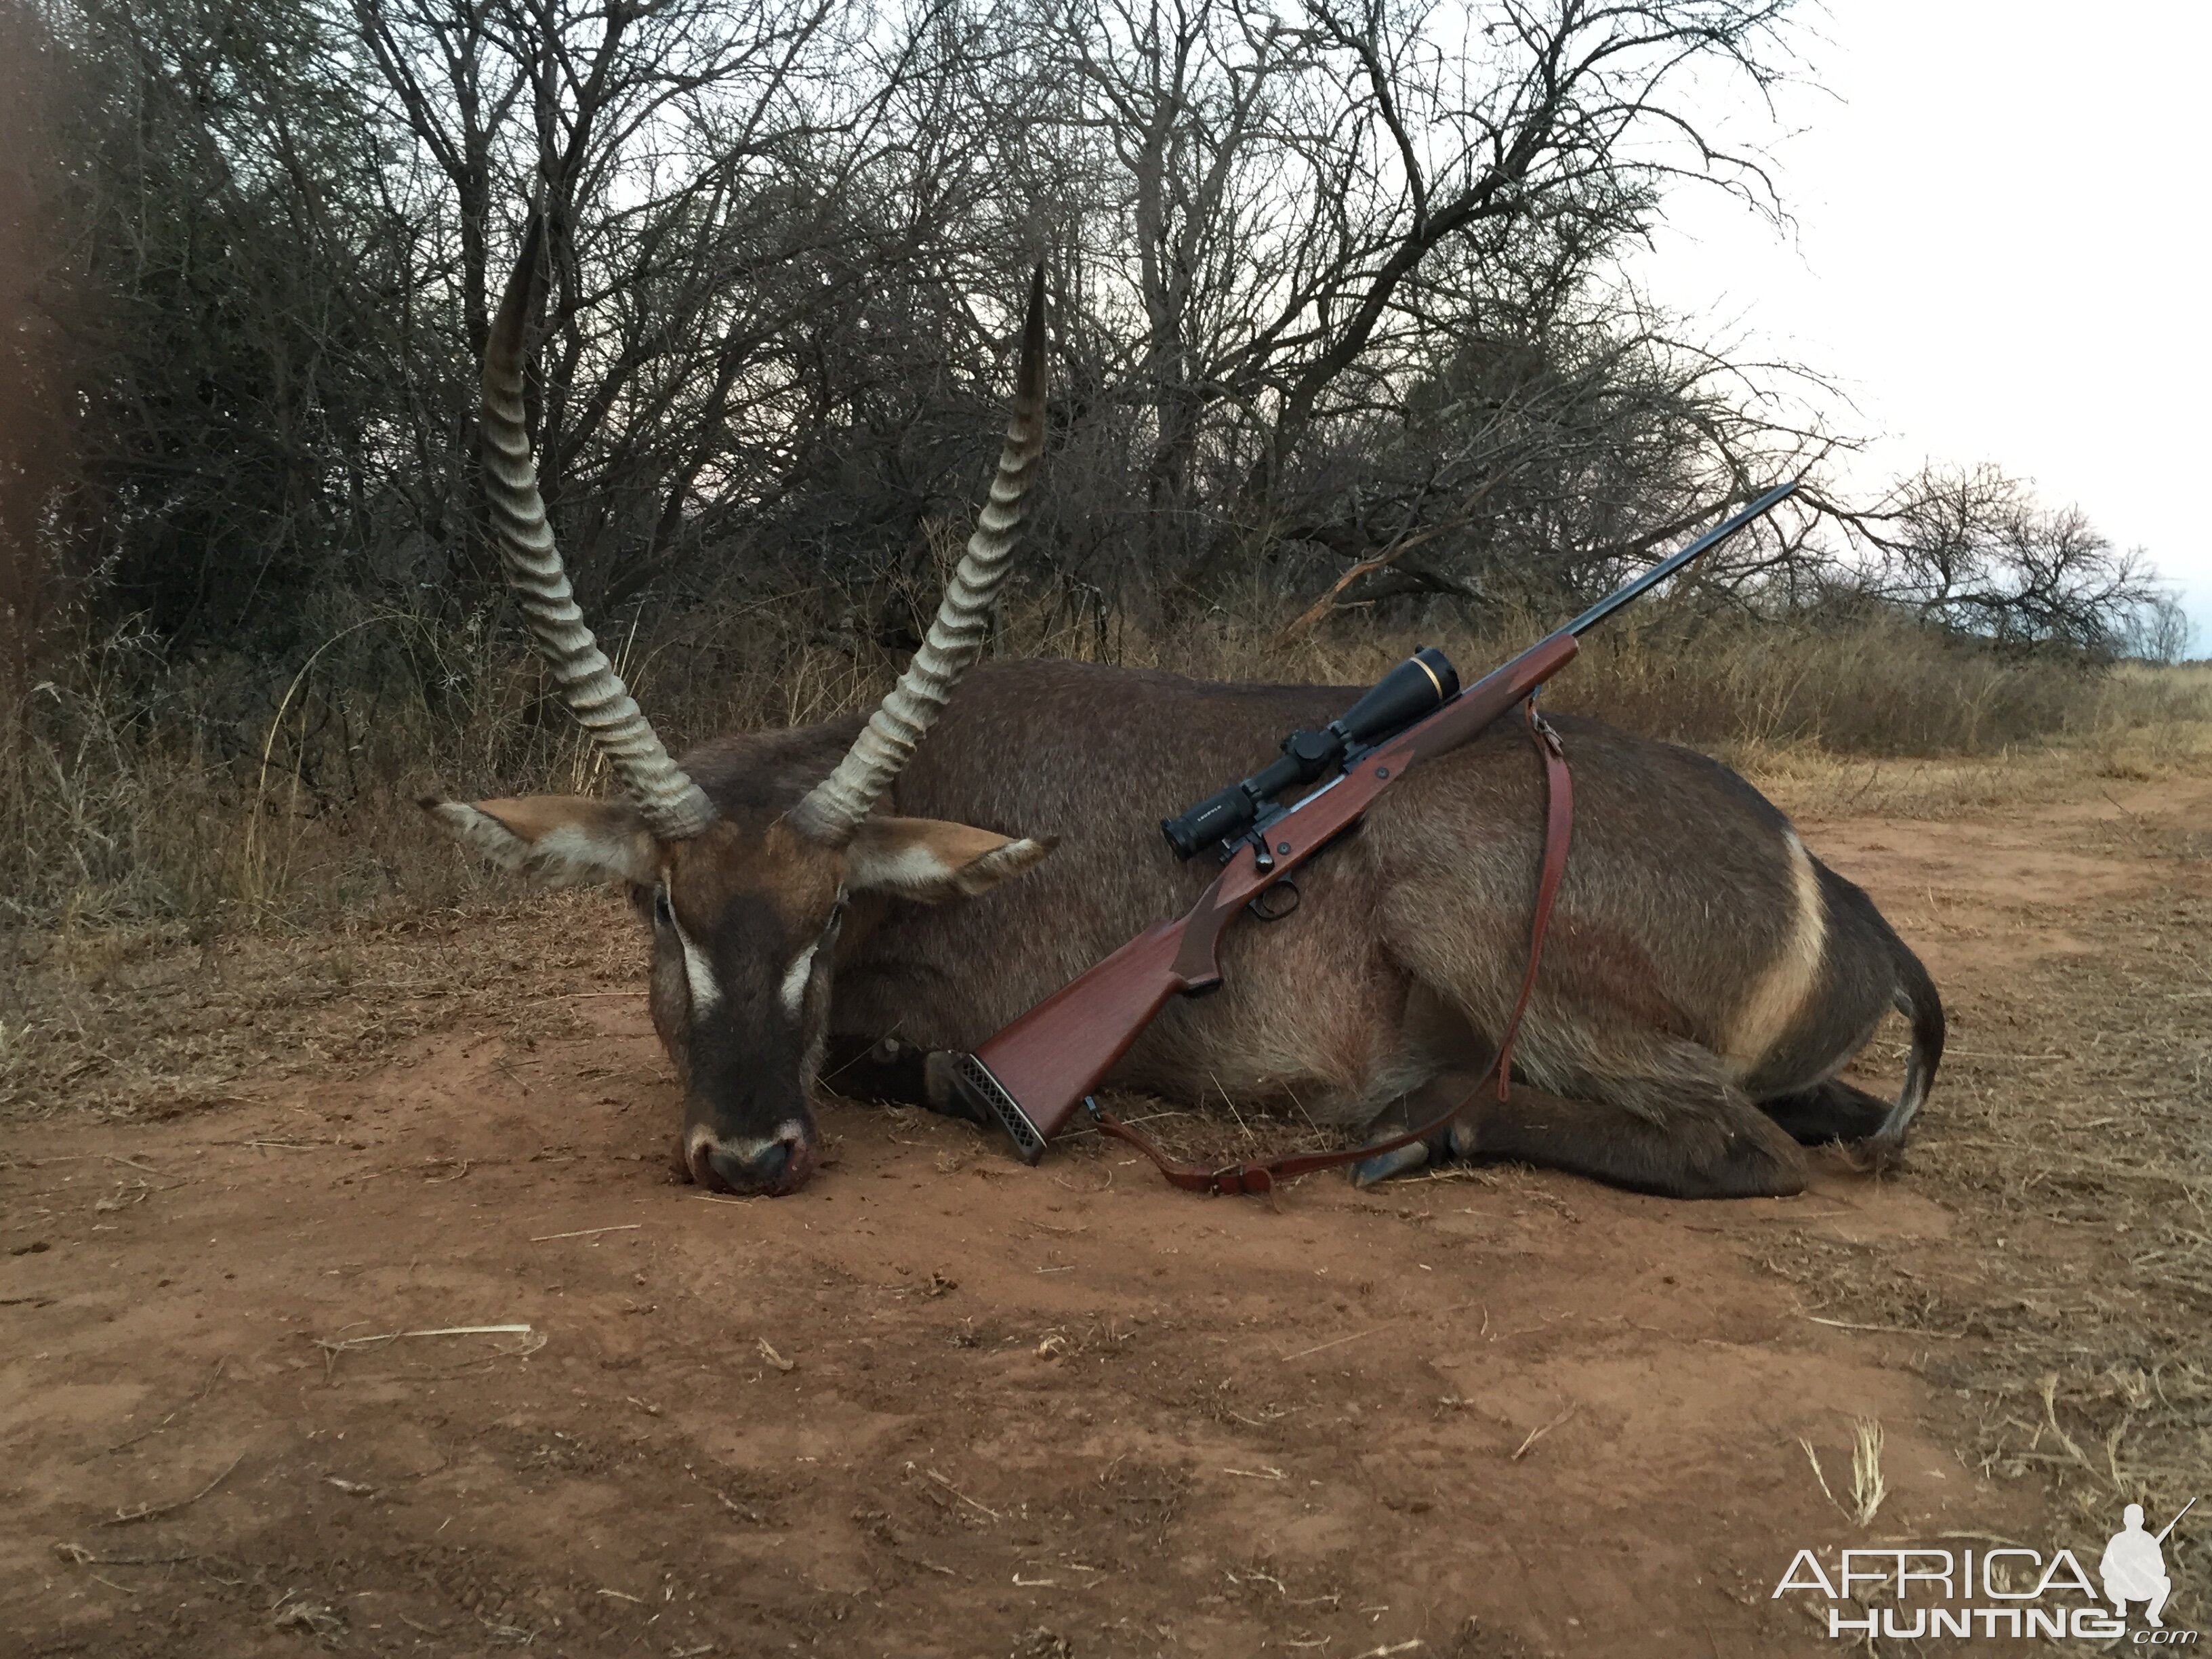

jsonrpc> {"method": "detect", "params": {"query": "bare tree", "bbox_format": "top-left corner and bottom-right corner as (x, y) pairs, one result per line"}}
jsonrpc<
(27, 0), (2184, 685)
(1845, 464), (2165, 656)
(1004, 0), (1806, 611)
(346, 0), (927, 605)
(2120, 592), (2193, 665)
(0, 0), (79, 697)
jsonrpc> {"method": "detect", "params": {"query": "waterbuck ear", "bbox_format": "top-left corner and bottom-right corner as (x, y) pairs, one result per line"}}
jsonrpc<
(419, 795), (659, 887)
(846, 817), (1056, 903)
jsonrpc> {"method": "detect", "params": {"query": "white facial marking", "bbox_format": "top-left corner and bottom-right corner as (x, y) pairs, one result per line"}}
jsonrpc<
(779, 941), (819, 1017)
(685, 1124), (718, 1168)
(670, 914), (721, 1014)
(689, 1122), (804, 1169)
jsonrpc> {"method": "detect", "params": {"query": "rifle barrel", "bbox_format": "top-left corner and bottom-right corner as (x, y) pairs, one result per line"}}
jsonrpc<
(2154, 1494), (2198, 1544)
(1563, 480), (1799, 639)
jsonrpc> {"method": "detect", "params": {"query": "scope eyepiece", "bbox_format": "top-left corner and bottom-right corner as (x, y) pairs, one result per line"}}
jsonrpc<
(1160, 781), (1262, 859)
(1160, 645), (1460, 859)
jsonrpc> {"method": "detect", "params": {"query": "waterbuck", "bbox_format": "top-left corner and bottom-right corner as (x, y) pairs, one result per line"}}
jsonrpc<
(426, 237), (1943, 1200)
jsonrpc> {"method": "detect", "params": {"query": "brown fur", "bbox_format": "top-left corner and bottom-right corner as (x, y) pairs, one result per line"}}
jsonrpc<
(665, 657), (1942, 1197)
(435, 655), (1942, 1199)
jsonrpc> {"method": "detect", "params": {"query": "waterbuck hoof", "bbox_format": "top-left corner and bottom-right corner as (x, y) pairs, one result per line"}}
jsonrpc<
(1351, 1139), (1431, 1187)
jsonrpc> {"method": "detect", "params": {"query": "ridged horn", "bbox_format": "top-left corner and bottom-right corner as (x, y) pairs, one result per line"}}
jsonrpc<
(788, 265), (1048, 845)
(481, 213), (716, 842)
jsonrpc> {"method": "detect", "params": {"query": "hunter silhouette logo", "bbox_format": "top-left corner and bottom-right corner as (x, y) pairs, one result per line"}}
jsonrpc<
(2104, 1499), (2196, 1630)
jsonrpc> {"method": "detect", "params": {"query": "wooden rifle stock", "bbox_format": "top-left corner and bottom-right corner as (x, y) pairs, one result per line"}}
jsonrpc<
(953, 629), (1580, 1160)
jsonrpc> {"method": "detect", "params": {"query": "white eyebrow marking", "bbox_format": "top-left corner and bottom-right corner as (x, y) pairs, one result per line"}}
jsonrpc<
(670, 913), (721, 1014)
(779, 941), (819, 1017)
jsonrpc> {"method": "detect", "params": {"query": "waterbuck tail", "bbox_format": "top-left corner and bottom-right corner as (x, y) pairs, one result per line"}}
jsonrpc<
(1872, 939), (1944, 1154)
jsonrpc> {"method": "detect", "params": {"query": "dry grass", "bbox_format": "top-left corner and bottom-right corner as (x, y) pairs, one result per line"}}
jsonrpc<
(0, 890), (634, 1125)
(4, 589), (2207, 935)
(1847, 1419), (1887, 1529)
(1742, 716), (2212, 825)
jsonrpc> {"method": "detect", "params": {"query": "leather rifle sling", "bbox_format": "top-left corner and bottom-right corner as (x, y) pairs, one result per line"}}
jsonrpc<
(1090, 695), (1576, 1196)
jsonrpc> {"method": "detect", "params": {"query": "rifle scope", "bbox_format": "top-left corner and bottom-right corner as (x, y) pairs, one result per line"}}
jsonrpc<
(1161, 646), (1459, 859)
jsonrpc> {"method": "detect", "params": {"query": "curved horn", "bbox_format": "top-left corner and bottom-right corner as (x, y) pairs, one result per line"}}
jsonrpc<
(481, 213), (716, 842)
(789, 266), (1048, 845)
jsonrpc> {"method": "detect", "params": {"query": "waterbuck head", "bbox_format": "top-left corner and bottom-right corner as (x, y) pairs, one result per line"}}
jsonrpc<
(423, 222), (1052, 1195)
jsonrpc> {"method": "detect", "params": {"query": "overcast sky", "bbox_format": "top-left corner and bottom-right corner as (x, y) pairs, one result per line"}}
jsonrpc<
(1623, 0), (2209, 655)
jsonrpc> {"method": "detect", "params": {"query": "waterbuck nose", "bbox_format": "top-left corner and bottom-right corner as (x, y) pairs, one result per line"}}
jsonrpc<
(715, 1139), (787, 1191)
(684, 1123), (814, 1195)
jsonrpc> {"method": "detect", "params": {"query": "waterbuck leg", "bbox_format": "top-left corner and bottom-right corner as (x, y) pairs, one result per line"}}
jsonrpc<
(1756, 1078), (1895, 1147)
(819, 1036), (937, 1110)
(1349, 1093), (1437, 1186)
(1360, 1069), (1807, 1200)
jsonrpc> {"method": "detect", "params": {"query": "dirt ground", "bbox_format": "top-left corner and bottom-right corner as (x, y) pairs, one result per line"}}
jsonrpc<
(3, 760), (2206, 1658)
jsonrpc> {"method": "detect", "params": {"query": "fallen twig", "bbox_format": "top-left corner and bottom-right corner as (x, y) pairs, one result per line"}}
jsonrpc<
(2036, 1375), (2108, 1488)
(529, 1224), (642, 1242)
(922, 1467), (1002, 1520)
(312, 1323), (541, 1378)
(106, 1359), (226, 1455)
(103, 1155), (182, 1187)
(54, 1542), (201, 1566)
(319, 1323), (533, 1351)
(1801, 1439), (1843, 1515)
(1805, 1315), (1963, 1338)
(1280, 1329), (1380, 1363)
(100, 1451), (246, 1526)
(1511, 1404), (1577, 1461)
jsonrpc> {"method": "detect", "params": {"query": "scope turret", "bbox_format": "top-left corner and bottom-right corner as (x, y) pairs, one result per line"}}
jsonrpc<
(1160, 647), (1458, 859)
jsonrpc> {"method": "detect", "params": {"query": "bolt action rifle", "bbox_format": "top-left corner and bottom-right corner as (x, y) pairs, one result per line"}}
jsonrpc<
(948, 482), (1801, 1174)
